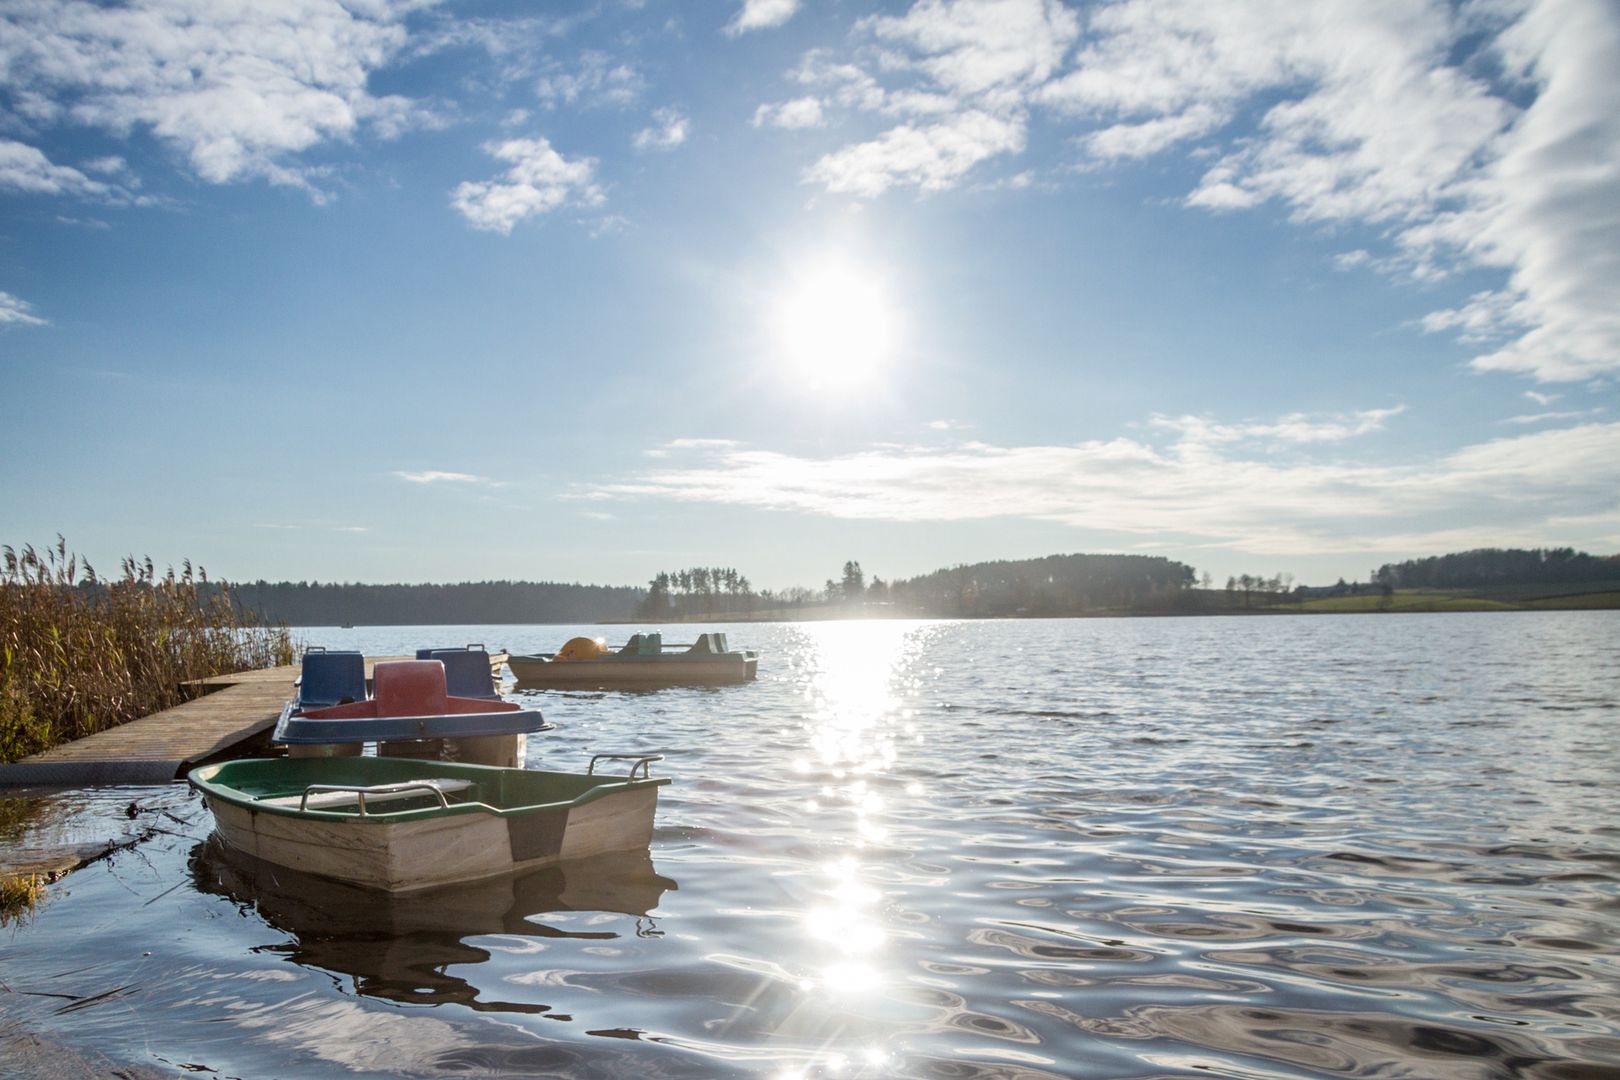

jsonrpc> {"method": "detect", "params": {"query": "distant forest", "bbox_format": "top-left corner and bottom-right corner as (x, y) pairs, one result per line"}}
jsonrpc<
(1372, 548), (1620, 588)
(219, 580), (642, 626)
(200, 546), (1616, 627)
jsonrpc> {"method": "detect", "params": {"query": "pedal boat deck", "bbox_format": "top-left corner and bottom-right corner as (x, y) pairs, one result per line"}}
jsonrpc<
(508, 631), (759, 689)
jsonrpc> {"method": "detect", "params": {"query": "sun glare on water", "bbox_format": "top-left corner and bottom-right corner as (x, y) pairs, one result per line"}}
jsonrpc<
(771, 257), (900, 393)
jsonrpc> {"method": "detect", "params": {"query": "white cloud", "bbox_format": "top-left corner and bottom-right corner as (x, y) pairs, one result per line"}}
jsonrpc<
(587, 416), (1620, 557)
(1149, 407), (1406, 445)
(1524, 390), (1560, 406)
(664, 438), (744, 451)
(752, 97), (826, 129)
(806, 110), (1025, 196)
(0, 138), (114, 198)
(450, 137), (603, 234)
(1420, 289), (1529, 346)
(406, 12), (578, 68)
(776, 1), (1079, 194)
(791, 51), (888, 112)
(535, 51), (644, 108)
(863, 0), (1079, 103)
(726, 0), (801, 37)
(0, 0), (427, 195)
(632, 108), (689, 151)
(1081, 104), (1221, 161)
(1045, 1), (1512, 227)
(1503, 408), (1604, 425)
(1439, 0), (1620, 383)
(1048, 0), (1619, 382)
(0, 290), (47, 326)
(393, 470), (502, 486)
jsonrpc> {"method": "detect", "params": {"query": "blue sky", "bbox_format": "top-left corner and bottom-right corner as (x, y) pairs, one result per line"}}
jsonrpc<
(2, 0), (1617, 591)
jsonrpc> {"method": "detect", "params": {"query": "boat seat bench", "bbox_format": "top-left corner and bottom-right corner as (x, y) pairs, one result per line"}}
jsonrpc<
(256, 778), (474, 811)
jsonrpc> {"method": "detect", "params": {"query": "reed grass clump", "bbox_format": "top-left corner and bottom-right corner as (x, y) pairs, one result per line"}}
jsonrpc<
(1, 537), (295, 763)
(0, 870), (46, 925)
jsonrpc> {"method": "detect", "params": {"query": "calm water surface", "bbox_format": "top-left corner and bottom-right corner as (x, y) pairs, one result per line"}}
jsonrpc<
(3, 614), (1619, 1078)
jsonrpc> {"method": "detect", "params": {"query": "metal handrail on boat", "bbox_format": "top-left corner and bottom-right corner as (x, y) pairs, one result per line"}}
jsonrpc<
(297, 780), (455, 815)
(587, 753), (664, 780)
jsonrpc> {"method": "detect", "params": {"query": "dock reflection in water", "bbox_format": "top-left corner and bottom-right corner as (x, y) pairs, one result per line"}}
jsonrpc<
(189, 838), (676, 1014)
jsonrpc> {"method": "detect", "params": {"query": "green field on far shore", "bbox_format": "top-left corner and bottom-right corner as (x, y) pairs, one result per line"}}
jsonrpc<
(1289, 586), (1620, 614)
(616, 585), (1620, 623)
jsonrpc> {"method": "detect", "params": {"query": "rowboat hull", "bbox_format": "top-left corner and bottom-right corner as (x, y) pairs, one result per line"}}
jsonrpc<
(190, 757), (667, 893)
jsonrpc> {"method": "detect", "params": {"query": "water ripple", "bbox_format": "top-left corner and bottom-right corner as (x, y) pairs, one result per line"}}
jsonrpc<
(2, 612), (1618, 1077)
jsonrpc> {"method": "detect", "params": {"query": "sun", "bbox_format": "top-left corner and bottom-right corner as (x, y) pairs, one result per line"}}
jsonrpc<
(770, 257), (900, 393)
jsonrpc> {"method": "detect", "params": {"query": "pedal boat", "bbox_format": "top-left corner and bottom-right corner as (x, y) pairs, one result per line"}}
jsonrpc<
(275, 650), (548, 767)
(188, 754), (669, 892)
(508, 631), (759, 689)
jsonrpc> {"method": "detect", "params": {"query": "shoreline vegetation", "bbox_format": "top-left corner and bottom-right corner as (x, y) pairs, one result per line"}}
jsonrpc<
(1, 539), (294, 766)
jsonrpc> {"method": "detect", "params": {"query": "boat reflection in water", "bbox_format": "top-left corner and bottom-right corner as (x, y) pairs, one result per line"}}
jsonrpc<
(189, 836), (676, 1013)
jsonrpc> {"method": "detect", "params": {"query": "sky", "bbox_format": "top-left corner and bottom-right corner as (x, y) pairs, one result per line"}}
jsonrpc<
(1, 0), (1617, 592)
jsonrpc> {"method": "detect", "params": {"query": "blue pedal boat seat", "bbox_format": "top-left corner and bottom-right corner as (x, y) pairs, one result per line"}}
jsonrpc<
(297, 648), (366, 709)
(425, 644), (500, 700)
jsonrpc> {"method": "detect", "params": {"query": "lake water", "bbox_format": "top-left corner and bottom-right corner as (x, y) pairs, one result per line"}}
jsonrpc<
(3, 613), (1619, 1078)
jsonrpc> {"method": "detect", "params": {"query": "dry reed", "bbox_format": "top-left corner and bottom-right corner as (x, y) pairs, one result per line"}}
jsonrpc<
(0, 870), (46, 925)
(1, 537), (295, 763)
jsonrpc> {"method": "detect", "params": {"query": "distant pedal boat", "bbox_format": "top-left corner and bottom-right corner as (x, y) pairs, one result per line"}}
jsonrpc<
(508, 631), (759, 688)
(188, 754), (669, 893)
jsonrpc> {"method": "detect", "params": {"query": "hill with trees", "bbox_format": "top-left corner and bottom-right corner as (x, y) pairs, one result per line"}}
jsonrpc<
(883, 553), (1197, 616)
(637, 553), (1199, 619)
(1372, 548), (1620, 589)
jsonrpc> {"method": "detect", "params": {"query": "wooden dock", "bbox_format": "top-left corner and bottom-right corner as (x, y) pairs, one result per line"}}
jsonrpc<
(0, 655), (506, 787)
(0, 667), (296, 786)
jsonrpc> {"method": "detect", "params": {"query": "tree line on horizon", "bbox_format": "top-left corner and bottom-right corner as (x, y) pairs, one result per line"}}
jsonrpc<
(218, 579), (642, 626)
(1371, 547), (1620, 589)
(15, 541), (1612, 629)
(640, 567), (756, 618)
(638, 553), (1200, 619)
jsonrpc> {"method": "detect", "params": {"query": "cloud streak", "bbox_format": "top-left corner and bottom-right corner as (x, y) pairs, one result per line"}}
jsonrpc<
(589, 415), (1620, 557)
(394, 470), (504, 487)
(0, 290), (46, 327)
(0, 139), (115, 199)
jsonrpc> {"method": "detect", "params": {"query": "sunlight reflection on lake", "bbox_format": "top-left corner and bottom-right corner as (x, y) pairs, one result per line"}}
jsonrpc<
(3, 613), (1619, 1079)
